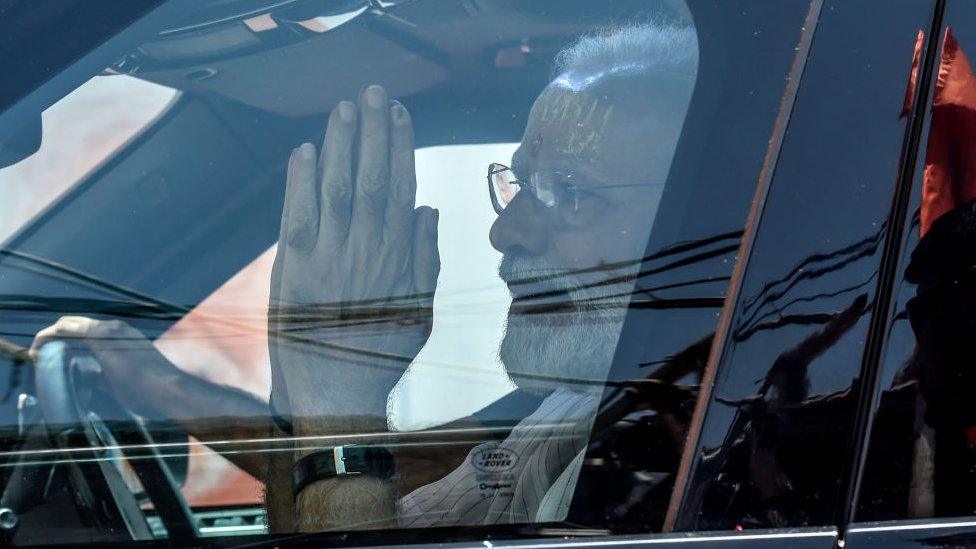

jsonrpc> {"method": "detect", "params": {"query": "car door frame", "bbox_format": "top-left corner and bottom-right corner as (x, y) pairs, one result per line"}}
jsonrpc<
(0, 0), (948, 546)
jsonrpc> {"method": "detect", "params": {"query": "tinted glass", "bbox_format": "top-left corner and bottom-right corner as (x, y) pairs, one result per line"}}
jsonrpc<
(673, 0), (937, 532)
(857, 1), (976, 523)
(0, 0), (809, 544)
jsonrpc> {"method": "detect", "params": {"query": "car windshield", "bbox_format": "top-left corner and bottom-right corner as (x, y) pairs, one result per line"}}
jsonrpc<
(0, 0), (812, 544)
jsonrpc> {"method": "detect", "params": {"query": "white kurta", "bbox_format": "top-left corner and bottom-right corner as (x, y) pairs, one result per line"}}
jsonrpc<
(396, 390), (598, 526)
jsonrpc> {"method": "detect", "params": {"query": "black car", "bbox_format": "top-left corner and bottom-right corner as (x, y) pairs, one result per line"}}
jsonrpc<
(0, 0), (971, 547)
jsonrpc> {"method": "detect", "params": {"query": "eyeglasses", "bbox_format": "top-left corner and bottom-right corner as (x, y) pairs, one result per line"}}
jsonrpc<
(487, 163), (659, 217)
(488, 163), (581, 215)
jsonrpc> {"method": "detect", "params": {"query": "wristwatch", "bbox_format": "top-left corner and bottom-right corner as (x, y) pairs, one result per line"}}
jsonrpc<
(291, 445), (396, 499)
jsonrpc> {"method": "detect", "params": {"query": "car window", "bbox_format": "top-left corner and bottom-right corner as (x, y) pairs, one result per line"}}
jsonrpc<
(0, 75), (176, 243)
(0, 0), (812, 544)
(857, 1), (976, 524)
(670, 0), (938, 533)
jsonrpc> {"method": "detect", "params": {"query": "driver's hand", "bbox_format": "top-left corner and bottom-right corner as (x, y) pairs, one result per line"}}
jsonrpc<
(29, 316), (176, 417)
(270, 84), (439, 430)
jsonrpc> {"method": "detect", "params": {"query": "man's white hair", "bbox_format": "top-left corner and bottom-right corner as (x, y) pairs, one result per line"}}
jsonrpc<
(553, 22), (699, 87)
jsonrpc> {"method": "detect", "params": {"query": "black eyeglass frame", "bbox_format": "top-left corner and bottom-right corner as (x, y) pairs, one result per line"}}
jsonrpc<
(487, 163), (515, 215)
(487, 163), (664, 216)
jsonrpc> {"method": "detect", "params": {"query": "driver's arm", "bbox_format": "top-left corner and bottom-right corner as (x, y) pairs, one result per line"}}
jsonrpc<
(30, 316), (276, 481)
(28, 315), (482, 528)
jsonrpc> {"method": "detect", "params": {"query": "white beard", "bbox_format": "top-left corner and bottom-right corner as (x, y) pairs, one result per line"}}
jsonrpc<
(498, 256), (635, 396)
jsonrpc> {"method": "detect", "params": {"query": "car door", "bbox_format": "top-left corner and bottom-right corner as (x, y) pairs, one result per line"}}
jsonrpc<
(668, 0), (941, 535)
(0, 0), (942, 547)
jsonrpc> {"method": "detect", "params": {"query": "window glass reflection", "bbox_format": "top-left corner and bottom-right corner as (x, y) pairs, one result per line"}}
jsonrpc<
(860, 16), (976, 522)
(0, 0), (811, 542)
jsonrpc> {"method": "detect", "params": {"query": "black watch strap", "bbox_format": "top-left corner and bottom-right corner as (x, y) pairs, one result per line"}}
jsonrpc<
(292, 445), (395, 499)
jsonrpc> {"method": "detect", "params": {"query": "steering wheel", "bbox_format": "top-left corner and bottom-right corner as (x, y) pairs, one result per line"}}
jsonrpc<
(0, 341), (198, 543)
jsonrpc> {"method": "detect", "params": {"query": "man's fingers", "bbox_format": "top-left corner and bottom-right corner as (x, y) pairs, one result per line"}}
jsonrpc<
(385, 101), (417, 247)
(30, 316), (92, 357)
(319, 101), (357, 248)
(351, 85), (391, 241)
(282, 143), (318, 253)
(412, 206), (440, 300)
(29, 316), (111, 359)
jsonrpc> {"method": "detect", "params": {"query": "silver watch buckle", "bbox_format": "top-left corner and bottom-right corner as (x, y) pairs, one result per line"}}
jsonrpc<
(333, 445), (346, 475)
(332, 445), (361, 476)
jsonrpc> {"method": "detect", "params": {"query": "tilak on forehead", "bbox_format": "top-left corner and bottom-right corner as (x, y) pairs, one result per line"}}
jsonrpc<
(530, 86), (617, 159)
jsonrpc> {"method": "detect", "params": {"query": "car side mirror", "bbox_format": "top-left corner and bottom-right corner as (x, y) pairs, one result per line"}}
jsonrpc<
(0, 116), (41, 169)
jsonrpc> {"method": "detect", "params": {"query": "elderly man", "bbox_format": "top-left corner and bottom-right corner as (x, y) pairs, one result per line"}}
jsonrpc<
(31, 22), (699, 533)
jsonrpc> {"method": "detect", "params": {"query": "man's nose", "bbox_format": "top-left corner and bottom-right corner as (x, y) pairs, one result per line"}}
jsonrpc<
(489, 192), (548, 255)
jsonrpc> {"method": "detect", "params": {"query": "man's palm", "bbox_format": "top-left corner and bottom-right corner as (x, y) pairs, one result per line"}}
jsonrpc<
(269, 85), (439, 431)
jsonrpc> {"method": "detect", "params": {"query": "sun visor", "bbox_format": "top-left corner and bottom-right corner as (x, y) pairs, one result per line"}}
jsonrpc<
(135, 27), (447, 118)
